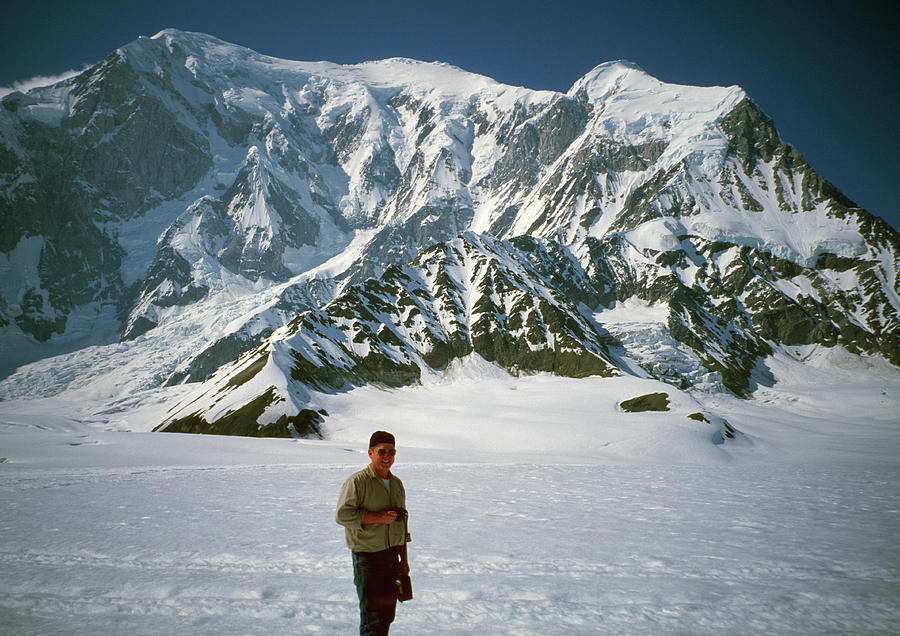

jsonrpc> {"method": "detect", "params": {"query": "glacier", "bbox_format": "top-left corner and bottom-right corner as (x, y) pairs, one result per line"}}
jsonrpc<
(0, 29), (898, 632)
(0, 28), (897, 436)
(1, 350), (898, 634)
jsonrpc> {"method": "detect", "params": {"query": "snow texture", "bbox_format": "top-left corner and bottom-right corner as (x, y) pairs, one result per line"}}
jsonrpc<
(1, 351), (898, 635)
(1, 30), (899, 634)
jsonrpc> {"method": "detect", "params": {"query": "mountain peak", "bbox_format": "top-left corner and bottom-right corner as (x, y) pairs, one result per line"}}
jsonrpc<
(569, 60), (650, 93)
(590, 59), (648, 75)
(0, 30), (896, 422)
(569, 59), (744, 110)
(149, 28), (230, 47)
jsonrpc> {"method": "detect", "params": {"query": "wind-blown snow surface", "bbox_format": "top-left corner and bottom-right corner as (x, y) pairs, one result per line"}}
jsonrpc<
(1, 352), (898, 634)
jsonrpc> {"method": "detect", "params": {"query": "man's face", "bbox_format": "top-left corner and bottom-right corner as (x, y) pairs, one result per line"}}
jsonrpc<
(368, 443), (396, 474)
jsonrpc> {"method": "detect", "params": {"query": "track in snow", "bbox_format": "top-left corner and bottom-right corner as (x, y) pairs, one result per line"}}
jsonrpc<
(2, 460), (897, 635)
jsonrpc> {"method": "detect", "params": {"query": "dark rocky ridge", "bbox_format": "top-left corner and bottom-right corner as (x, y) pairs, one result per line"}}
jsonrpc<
(0, 31), (896, 435)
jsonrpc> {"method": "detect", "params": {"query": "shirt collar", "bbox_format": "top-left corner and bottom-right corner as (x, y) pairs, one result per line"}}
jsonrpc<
(364, 465), (392, 480)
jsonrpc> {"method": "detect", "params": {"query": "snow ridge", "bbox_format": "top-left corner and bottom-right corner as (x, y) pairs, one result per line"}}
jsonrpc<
(0, 30), (897, 435)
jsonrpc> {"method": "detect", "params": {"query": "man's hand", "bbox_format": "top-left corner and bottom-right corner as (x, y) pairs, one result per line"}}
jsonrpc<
(362, 509), (398, 525)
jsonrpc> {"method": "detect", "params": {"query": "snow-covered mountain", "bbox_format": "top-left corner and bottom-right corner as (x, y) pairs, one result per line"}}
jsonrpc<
(1, 29), (897, 435)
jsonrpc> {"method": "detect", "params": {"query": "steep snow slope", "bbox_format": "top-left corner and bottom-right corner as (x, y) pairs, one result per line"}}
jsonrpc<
(0, 30), (897, 434)
(1, 351), (898, 634)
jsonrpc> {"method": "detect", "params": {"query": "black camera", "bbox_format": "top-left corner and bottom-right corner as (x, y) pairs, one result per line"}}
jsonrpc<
(395, 574), (413, 602)
(386, 507), (408, 521)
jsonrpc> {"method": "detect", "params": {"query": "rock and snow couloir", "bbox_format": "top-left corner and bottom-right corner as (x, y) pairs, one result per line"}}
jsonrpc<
(0, 29), (896, 435)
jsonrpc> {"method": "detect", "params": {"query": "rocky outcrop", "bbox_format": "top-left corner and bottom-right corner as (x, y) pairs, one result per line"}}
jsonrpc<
(1, 31), (896, 437)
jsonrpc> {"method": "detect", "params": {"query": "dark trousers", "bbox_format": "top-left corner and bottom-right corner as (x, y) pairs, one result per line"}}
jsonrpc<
(352, 548), (400, 636)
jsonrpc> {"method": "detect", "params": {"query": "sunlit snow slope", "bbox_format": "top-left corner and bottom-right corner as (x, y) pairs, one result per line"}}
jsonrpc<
(1, 349), (898, 634)
(0, 29), (897, 437)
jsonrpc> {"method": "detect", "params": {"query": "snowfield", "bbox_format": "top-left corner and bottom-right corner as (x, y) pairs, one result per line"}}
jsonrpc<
(1, 351), (898, 634)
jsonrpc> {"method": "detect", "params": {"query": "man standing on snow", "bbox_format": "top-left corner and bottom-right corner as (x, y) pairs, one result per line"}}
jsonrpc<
(336, 430), (411, 636)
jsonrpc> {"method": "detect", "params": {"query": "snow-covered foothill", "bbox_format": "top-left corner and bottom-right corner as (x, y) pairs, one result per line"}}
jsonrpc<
(1, 350), (897, 634)
(1, 30), (899, 632)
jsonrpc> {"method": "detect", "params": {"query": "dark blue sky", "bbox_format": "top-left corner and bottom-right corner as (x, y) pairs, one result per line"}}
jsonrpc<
(3, 0), (897, 229)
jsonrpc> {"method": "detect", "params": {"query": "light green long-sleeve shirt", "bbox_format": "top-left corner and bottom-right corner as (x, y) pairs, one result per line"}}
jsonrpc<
(336, 465), (411, 552)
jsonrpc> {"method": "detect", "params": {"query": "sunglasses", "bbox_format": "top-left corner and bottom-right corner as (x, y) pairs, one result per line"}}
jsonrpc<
(375, 448), (396, 456)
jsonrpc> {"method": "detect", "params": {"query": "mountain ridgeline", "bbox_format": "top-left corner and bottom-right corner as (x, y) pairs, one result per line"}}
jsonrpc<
(0, 30), (896, 436)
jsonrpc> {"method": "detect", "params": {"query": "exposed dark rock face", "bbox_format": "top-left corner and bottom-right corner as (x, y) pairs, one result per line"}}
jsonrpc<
(1, 31), (896, 437)
(620, 393), (670, 412)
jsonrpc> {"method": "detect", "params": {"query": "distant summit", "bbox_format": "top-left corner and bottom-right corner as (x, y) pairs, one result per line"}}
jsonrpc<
(0, 31), (896, 436)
